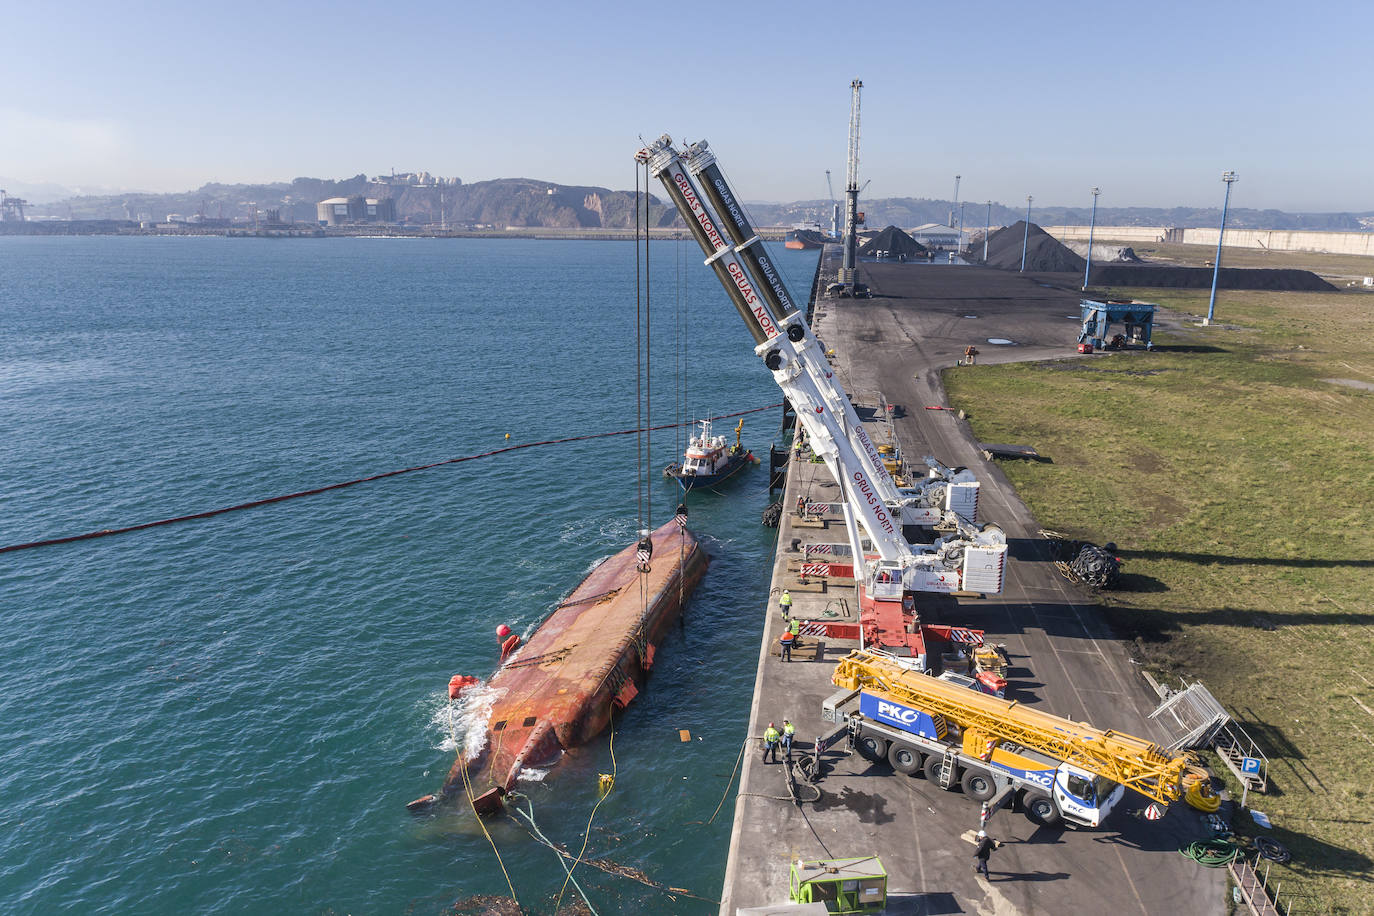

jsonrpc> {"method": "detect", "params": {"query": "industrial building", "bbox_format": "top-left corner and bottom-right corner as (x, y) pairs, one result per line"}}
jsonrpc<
(316, 196), (397, 226)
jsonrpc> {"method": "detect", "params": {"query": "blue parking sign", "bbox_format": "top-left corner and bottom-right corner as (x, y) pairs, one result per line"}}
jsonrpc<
(1241, 757), (1261, 776)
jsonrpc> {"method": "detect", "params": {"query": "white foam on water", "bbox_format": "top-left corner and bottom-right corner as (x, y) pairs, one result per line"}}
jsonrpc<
(516, 763), (557, 783)
(428, 684), (505, 758)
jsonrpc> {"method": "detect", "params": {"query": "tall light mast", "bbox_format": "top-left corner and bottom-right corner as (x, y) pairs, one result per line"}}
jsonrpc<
(840, 78), (862, 286)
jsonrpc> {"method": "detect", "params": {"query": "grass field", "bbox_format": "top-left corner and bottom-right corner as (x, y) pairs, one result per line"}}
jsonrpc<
(944, 285), (1374, 914)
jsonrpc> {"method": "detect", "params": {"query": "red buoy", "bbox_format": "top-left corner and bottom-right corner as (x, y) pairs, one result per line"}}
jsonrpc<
(496, 624), (511, 639)
(448, 674), (480, 699)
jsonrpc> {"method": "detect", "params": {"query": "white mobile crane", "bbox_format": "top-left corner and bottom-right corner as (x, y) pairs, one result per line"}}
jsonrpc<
(637, 136), (1006, 659)
(826, 650), (1190, 827)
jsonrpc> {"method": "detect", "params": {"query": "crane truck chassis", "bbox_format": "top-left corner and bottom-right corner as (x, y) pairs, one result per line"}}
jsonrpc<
(824, 686), (1123, 828)
(823, 650), (1188, 829)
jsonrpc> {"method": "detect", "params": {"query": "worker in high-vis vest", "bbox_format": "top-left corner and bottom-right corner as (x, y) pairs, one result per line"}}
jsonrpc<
(778, 590), (792, 617)
(780, 625), (795, 663)
(763, 722), (781, 763)
(781, 719), (796, 756)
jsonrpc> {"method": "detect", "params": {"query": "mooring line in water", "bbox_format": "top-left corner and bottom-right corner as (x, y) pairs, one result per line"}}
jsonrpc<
(0, 403), (783, 555)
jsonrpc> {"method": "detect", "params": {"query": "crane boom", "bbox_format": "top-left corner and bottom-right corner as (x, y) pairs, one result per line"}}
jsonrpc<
(637, 134), (1007, 654)
(826, 170), (839, 239)
(639, 136), (906, 567)
(832, 650), (1188, 805)
(841, 79), (862, 282)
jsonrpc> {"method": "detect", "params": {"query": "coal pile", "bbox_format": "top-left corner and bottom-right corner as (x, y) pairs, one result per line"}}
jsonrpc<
(981, 221), (1086, 272)
(1088, 265), (1335, 291)
(859, 225), (927, 259)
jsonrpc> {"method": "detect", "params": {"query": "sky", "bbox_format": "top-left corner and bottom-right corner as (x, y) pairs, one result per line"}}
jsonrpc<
(2, 0), (1372, 212)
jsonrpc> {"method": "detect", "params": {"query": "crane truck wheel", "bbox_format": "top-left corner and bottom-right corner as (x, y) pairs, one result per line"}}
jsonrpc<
(888, 742), (924, 775)
(856, 733), (889, 763)
(922, 753), (960, 789)
(1022, 790), (1061, 826)
(960, 768), (997, 802)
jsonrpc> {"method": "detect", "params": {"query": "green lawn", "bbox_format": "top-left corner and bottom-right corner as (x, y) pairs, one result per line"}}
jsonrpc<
(945, 286), (1374, 914)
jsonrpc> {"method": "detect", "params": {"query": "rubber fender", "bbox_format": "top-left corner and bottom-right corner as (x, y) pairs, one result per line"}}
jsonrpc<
(500, 634), (521, 661)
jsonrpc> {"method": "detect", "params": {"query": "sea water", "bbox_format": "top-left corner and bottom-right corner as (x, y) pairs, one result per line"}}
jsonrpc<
(0, 236), (820, 914)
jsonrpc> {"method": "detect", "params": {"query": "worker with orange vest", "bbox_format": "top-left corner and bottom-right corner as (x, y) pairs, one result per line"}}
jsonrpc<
(780, 624), (795, 662)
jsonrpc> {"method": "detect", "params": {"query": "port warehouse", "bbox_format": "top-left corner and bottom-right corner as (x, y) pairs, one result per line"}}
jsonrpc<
(1044, 224), (1374, 256)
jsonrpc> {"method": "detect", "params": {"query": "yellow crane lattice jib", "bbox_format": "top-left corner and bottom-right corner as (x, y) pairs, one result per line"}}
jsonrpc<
(832, 651), (1187, 804)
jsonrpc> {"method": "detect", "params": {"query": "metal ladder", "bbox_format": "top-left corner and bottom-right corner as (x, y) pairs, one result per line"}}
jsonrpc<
(938, 749), (959, 788)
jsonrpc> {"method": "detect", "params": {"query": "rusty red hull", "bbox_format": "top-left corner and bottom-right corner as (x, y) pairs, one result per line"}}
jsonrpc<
(441, 519), (708, 814)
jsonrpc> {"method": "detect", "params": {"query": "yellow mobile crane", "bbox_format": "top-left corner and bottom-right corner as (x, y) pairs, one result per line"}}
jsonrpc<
(825, 650), (1189, 827)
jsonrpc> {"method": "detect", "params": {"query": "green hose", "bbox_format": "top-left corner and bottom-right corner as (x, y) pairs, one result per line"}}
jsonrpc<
(1180, 838), (1241, 867)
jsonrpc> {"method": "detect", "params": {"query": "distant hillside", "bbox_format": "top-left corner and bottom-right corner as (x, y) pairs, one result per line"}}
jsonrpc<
(30, 176), (678, 228)
(27, 174), (1373, 232)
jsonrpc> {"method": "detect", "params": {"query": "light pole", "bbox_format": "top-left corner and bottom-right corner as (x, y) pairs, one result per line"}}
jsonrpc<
(1205, 171), (1238, 325)
(1082, 187), (1100, 291)
(952, 174), (961, 228)
(1020, 195), (1033, 272)
(984, 201), (991, 263)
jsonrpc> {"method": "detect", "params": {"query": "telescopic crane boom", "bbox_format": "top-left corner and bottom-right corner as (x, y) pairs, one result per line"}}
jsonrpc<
(636, 136), (1006, 655)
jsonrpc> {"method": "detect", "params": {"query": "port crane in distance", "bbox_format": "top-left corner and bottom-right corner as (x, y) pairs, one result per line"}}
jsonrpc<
(825, 649), (1190, 827)
(636, 136), (1006, 661)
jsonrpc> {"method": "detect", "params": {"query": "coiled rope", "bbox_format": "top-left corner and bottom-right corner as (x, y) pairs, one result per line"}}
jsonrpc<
(0, 405), (780, 555)
(1179, 838), (1242, 867)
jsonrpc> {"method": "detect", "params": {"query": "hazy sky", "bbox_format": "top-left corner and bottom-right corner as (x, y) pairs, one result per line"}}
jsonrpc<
(3, 0), (1371, 211)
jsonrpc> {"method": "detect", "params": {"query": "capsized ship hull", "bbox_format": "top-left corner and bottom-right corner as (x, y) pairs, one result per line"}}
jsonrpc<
(423, 518), (708, 815)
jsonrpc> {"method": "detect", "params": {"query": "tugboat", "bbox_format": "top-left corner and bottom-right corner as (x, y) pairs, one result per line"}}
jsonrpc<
(663, 418), (754, 491)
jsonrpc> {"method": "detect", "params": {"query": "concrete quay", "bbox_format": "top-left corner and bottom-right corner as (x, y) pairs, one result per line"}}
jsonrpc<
(717, 250), (1224, 915)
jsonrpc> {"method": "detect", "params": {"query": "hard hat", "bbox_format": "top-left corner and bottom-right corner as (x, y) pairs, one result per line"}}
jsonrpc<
(977, 830), (986, 838)
(769, 722), (775, 728)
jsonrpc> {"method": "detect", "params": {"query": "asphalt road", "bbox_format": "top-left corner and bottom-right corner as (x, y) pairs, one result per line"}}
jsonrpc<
(718, 251), (1223, 915)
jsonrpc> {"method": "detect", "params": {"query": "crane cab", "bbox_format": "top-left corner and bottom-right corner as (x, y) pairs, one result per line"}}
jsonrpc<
(1052, 764), (1126, 828)
(865, 559), (904, 603)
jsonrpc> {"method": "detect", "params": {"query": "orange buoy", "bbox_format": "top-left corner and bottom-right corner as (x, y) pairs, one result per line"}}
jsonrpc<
(448, 674), (480, 699)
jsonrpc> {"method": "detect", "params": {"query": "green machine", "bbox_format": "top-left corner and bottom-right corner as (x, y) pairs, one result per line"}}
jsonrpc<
(788, 857), (887, 914)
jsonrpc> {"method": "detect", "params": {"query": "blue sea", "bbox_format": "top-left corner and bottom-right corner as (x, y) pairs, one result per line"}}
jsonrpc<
(0, 236), (820, 914)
